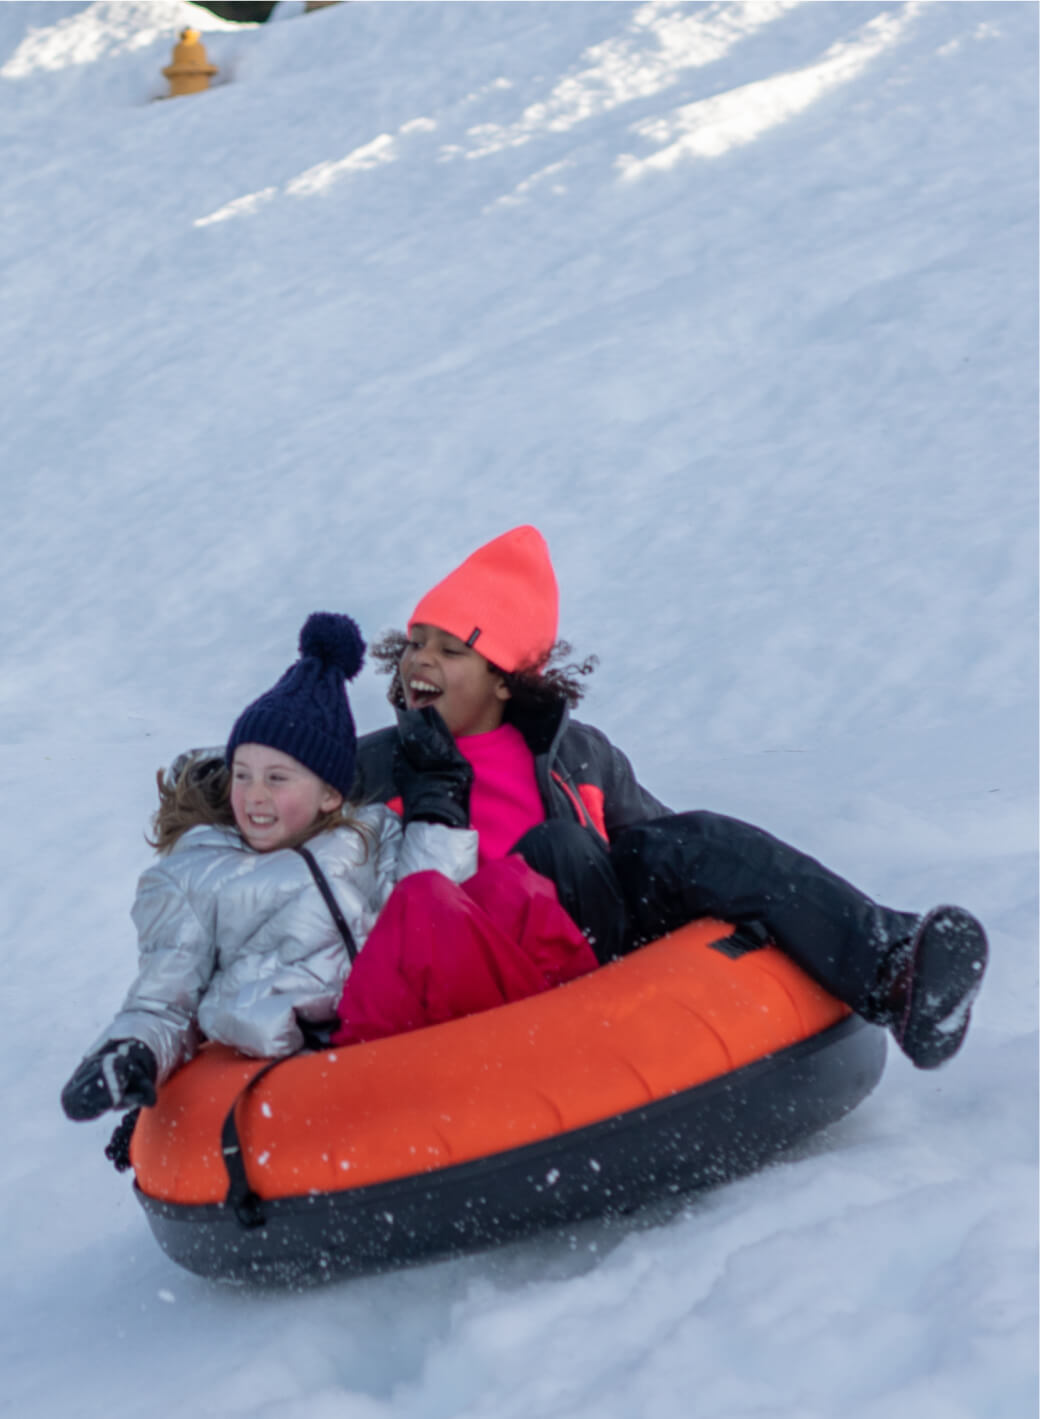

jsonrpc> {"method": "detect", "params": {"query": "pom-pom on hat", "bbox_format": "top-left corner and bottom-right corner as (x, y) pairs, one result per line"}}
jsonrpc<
(408, 525), (558, 674)
(226, 613), (366, 797)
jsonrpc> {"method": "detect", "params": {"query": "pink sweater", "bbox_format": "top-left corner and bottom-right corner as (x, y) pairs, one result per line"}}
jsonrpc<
(456, 723), (545, 863)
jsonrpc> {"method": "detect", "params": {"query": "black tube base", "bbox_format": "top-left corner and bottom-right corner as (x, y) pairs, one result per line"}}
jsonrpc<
(137, 1016), (886, 1287)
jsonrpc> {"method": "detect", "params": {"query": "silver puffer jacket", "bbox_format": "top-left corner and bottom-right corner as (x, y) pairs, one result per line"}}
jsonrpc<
(88, 807), (477, 1082)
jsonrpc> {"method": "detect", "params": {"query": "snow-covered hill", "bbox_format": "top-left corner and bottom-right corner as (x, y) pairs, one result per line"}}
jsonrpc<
(1, 3), (1036, 1416)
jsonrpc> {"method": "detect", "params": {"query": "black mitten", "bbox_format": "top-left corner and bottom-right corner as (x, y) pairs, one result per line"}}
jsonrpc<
(393, 706), (473, 829)
(61, 1039), (158, 1121)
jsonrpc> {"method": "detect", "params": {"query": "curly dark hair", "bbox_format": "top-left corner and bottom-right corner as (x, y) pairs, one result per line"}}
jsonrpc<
(370, 630), (597, 718)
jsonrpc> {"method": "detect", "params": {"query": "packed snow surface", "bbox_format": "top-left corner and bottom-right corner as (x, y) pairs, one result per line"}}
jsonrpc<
(1, 2), (1036, 1416)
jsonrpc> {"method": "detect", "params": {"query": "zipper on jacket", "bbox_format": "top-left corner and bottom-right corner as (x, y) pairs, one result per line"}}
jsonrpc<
(551, 770), (589, 828)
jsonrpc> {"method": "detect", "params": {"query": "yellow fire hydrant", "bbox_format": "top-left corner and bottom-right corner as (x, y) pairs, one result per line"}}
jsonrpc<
(162, 29), (217, 99)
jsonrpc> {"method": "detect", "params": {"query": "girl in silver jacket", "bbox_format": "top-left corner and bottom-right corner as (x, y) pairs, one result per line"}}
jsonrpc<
(60, 612), (477, 1120)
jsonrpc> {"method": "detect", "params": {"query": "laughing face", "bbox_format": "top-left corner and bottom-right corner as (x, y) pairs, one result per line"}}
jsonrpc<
(399, 624), (511, 737)
(229, 744), (343, 852)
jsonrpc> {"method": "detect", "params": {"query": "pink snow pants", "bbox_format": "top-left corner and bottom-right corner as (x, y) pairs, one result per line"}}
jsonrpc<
(331, 858), (598, 1046)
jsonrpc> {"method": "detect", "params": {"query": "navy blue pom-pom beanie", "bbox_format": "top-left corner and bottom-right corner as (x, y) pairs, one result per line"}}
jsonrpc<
(225, 613), (366, 797)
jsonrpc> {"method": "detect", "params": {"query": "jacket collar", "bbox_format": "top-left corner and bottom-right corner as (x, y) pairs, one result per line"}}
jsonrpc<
(505, 696), (570, 762)
(170, 824), (244, 854)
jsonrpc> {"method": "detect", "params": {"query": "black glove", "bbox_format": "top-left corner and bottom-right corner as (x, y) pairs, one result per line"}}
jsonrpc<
(61, 1039), (158, 1121)
(393, 706), (473, 829)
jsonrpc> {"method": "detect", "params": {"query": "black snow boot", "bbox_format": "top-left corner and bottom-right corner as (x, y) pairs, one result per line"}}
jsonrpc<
(873, 906), (989, 1069)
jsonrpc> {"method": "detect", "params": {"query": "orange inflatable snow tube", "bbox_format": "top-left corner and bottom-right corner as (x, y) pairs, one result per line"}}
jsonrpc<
(131, 921), (886, 1284)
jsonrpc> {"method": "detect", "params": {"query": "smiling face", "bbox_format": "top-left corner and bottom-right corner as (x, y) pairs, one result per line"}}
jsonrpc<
(229, 744), (343, 852)
(400, 624), (511, 737)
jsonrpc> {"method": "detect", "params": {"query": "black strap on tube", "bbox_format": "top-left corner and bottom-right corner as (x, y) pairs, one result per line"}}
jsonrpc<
(221, 1058), (284, 1228)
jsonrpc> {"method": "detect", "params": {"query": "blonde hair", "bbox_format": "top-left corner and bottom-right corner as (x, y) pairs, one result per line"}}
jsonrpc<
(148, 750), (372, 857)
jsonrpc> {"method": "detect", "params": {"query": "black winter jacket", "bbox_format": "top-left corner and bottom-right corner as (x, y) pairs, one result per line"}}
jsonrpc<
(353, 702), (669, 843)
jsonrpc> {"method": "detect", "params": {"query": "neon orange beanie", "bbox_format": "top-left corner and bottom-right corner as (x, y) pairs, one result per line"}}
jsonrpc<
(408, 526), (559, 673)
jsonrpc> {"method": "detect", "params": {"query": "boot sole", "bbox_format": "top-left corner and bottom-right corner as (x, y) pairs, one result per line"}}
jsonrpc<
(898, 906), (988, 1069)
